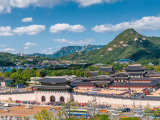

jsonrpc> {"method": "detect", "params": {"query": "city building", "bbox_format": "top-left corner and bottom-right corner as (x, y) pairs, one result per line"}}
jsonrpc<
(0, 77), (13, 87)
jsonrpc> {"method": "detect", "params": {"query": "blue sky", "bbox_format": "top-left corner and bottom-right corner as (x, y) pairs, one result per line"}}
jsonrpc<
(0, 0), (160, 54)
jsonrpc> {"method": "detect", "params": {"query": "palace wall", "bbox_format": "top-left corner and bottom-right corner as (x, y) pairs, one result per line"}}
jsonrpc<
(0, 91), (70, 103)
(0, 92), (160, 107)
(73, 94), (160, 107)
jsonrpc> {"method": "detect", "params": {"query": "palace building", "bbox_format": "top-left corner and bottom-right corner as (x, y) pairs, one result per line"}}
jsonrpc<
(32, 76), (72, 92)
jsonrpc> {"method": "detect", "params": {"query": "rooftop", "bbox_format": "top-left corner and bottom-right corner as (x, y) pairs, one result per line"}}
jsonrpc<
(123, 65), (147, 71)
(37, 76), (70, 83)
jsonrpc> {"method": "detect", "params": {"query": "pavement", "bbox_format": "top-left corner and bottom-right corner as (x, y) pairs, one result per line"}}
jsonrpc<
(0, 103), (155, 120)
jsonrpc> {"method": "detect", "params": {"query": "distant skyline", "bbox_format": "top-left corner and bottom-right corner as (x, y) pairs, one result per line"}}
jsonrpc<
(0, 0), (160, 54)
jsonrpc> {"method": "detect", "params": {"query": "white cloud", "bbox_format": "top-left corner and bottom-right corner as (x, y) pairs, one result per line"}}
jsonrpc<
(23, 46), (29, 49)
(40, 48), (53, 54)
(0, 0), (120, 14)
(0, 0), (62, 14)
(25, 42), (38, 46)
(92, 16), (160, 33)
(0, 45), (7, 47)
(21, 17), (33, 22)
(0, 25), (45, 36)
(53, 38), (96, 45)
(13, 25), (45, 35)
(0, 26), (14, 36)
(67, 0), (120, 7)
(49, 23), (86, 33)
(0, 48), (15, 52)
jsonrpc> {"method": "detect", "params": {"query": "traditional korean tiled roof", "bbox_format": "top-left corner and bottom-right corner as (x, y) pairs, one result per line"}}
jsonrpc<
(70, 82), (94, 86)
(37, 77), (70, 83)
(127, 72), (146, 75)
(34, 85), (71, 89)
(99, 67), (113, 72)
(90, 71), (98, 76)
(111, 82), (157, 86)
(111, 72), (129, 77)
(123, 65), (147, 71)
(130, 77), (158, 81)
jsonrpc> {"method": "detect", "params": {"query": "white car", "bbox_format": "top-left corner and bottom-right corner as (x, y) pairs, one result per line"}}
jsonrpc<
(134, 110), (144, 113)
(3, 103), (10, 107)
(107, 109), (115, 112)
(0, 103), (3, 106)
(14, 103), (20, 106)
(111, 112), (119, 116)
(4, 108), (9, 112)
(135, 113), (144, 118)
(25, 105), (33, 109)
(88, 107), (94, 110)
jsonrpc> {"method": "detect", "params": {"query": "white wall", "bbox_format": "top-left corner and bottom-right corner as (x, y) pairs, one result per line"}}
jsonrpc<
(72, 94), (160, 107)
(0, 91), (70, 103)
(0, 92), (160, 107)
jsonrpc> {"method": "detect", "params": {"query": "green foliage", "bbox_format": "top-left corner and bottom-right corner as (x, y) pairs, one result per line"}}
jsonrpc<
(97, 70), (101, 76)
(120, 117), (140, 120)
(34, 109), (53, 120)
(61, 29), (160, 63)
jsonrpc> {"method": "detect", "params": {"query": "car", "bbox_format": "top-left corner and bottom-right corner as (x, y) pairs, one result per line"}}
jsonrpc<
(134, 110), (144, 113)
(14, 103), (20, 106)
(119, 116), (128, 119)
(122, 108), (130, 112)
(3, 103), (10, 107)
(150, 115), (159, 118)
(25, 105), (33, 109)
(0, 103), (3, 106)
(111, 112), (119, 116)
(88, 107), (94, 110)
(107, 109), (115, 112)
(4, 108), (9, 112)
(135, 113), (144, 118)
(100, 110), (107, 113)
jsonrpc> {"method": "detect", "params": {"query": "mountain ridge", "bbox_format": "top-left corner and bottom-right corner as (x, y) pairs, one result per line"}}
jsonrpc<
(61, 28), (160, 62)
(26, 44), (104, 58)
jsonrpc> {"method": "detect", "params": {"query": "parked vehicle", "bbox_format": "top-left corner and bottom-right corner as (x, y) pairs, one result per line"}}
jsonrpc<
(25, 105), (33, 109)
(4, 108), (9, 112)
(122, 108), (130, 112)
(3, 103), (10, 107)
(107, 109), (115, 112)
(0, 103), (3, 106)
(14, 103), (20, 106)
(134, 110), (144, 113)
(88, 107), (94, 110)
(135, 113), (144, 118)
(119, 116), (128, 119)
(111, 112), (119, 116)
(150, 115), (159, 118)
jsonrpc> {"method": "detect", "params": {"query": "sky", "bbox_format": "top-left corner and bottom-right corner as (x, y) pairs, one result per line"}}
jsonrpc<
(0, 0), (160, 54)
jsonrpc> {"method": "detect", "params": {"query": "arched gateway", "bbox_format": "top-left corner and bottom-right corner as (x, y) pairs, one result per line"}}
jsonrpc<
(60, 96), (65, 102)
(41, 96), (46, 102)
(50, 96), (55, 102)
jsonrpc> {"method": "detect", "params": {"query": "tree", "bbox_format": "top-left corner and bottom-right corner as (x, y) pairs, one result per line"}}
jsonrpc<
(97, 70), (101, 76)
(144, 103), (151, 120)
(72, 70), (76, 75)
(3, 71), (10, 78)
(11, 68), (17, 73)
(22, 74), (30, 81)
(36, 71), (41, 77)
(80, 72), (84, 77)
(76, 71), (81, 77)
(34, 109), (53, 120)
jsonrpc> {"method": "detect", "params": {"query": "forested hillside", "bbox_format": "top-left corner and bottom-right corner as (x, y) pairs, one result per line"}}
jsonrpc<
(61, 28), (160, 63)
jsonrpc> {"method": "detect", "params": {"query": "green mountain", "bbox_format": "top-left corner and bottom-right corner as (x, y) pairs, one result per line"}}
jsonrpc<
(61, 28), (160, 62)
(30, 44), (104, 58)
